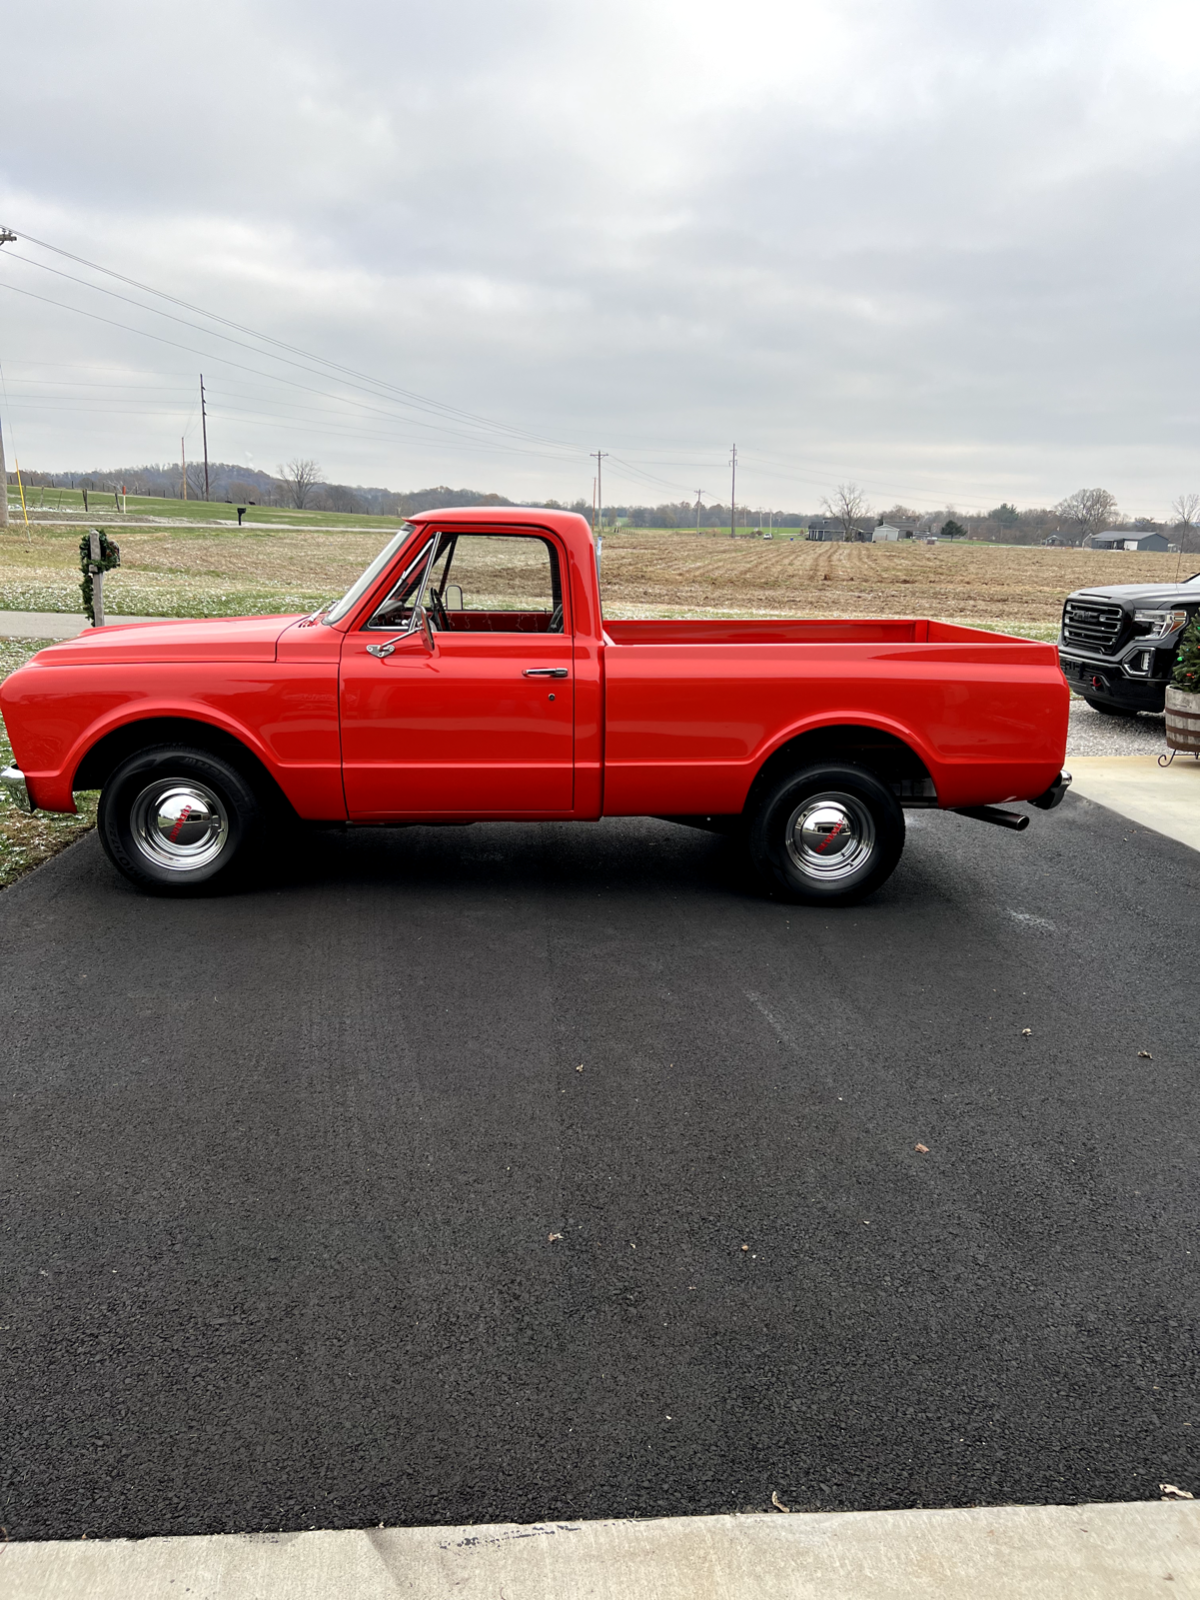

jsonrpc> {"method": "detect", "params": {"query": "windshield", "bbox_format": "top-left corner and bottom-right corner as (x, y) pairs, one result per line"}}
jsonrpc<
(323, 524), (417, 625)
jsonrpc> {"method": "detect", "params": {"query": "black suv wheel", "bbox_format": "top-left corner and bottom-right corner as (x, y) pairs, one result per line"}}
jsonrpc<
(747, 763), (905, 905)
(97, 745), (262, 895)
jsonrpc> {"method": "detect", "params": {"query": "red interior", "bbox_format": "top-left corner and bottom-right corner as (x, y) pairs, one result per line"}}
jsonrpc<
(440, 611), (557, 633)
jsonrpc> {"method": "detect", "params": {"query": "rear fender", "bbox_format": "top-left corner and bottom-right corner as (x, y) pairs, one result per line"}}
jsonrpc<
(748, 715), (941, 810)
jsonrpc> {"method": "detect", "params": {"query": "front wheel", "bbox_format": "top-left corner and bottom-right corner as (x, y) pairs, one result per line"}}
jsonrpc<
(97, 745), (262, 895)
(747, 763), (905, 906)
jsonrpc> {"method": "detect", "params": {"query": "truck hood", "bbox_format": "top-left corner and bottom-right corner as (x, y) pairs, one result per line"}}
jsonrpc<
(26, 614), (300, 666)
(1067, 580), (1200, 606)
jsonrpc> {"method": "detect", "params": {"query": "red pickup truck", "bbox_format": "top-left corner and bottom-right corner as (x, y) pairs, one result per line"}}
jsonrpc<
(0, 508), (1069, 903)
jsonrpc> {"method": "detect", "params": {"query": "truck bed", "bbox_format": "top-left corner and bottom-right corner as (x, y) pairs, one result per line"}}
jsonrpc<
(599, 615), (1066, 816)
(603, 618), (1031, 646)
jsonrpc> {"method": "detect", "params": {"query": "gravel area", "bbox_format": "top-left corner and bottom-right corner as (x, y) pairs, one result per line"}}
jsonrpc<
(1067, 697), (1169, 756)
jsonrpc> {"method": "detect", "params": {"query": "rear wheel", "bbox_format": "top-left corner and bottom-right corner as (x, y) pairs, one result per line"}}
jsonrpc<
(98, 745), (262, 895)
(747, 763), (905, 905)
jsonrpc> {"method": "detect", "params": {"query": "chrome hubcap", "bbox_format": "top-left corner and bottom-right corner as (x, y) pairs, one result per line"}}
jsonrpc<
(130, 779), (229, 872)
(785, 792), (875, 881)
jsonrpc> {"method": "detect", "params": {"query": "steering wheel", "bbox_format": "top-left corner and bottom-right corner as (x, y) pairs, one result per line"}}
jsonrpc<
(427, 590), (450, 632)
(549, 603), (563, 633)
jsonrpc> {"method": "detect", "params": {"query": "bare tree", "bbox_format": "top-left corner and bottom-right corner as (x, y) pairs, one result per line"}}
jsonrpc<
(1171, 492), (1200, 531)
(1054, 487), (1118, 545)
(277, 458), (323, 510)
(325, 483), (367, 515)
(821, 482), (871, 541)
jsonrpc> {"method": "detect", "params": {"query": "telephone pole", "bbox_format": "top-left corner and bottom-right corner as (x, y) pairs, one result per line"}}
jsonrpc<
(181, 437), (187, 501)
(0, 231), (17, 528)
(200, 375), (211, 501)
(729, 443), (737, 537)
(590, 450), (608, 537)
(694, 489), (704, 530)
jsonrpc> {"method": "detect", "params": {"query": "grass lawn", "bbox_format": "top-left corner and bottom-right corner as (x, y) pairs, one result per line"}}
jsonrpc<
(5, 487), (401, 530)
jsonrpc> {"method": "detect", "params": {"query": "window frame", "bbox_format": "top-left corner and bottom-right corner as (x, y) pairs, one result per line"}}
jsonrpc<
(359, 528), (567, 636)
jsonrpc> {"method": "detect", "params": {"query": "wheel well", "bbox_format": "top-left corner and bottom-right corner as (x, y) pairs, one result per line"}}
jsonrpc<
(73, 717), (296, 816)
(746, 725), (935, 811)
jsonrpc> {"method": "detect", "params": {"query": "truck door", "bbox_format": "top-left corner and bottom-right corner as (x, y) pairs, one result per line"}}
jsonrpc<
(339, 530), (575, 817)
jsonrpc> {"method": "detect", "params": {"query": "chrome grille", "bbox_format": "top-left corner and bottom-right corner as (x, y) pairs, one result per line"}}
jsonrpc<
(1062, 599), (1124, 651)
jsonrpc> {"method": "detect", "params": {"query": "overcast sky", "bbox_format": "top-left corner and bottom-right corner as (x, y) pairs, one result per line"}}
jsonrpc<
(2, 0), (1198, 516)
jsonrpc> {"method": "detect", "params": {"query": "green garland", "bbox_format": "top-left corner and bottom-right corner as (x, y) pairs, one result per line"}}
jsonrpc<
(1171, 615), (1200, 694)
(79, 529), (121, 624)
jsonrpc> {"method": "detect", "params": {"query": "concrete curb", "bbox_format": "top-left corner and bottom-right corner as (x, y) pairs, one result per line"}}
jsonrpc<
(1069, 754), (1200, 854)
(4, 1502), (1199, 1599)
(0, 612), (178, 640)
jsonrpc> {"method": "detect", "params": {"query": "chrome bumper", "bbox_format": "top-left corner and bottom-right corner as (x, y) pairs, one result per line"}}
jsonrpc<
(1029, 770), (1072, 812)
(1, 765), (33, 813)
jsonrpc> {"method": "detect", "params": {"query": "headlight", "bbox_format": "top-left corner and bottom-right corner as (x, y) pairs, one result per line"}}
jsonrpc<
(1133, 608), (1188, 638)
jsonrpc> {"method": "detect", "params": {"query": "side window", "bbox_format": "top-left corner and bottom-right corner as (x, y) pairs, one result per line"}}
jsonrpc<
(364, 532), (565, 634)
(432, 535), (563, 633)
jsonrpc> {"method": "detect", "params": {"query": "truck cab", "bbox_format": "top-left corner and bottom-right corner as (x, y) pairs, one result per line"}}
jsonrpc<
(1058, 577), (1200, 715)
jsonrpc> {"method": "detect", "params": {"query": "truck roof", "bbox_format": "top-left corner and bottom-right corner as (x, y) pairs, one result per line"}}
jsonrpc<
(406, 505), (595, 541)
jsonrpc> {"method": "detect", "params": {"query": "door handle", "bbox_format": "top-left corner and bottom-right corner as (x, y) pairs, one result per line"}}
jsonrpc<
(523, 667), (568, 678)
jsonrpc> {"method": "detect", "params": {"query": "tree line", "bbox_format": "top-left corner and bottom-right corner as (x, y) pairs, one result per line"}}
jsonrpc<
(14, 460), (1200, 548)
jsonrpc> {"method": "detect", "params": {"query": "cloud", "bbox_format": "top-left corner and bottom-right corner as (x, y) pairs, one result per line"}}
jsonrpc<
(1, 0), (1198, 513)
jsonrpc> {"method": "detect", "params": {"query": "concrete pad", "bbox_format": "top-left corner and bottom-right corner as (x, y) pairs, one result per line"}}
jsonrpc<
(1069, 754), (1200, 853)
(4, 1503), (1200, 1600)
(0, 612), (179, 639)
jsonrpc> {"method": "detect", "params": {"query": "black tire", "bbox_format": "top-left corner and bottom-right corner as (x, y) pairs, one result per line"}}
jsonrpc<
(97, 745), (262, 896)
(1083, 698), (1138, 718)
(747, 763), (905, 906)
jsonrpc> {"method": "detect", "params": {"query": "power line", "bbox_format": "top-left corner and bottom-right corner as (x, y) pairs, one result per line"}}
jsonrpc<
(1, 233), (585, 453)
(0, 279), (586, 465)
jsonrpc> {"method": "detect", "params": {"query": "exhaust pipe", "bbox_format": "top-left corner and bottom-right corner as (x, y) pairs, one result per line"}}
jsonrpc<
(953, 805), (1030, 832)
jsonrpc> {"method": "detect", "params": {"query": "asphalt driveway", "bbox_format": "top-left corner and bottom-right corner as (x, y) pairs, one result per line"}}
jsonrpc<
(2, 800), (1198, 1539)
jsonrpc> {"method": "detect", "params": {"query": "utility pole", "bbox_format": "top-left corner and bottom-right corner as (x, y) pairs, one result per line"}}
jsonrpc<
(590, 450), (608, 537)
(0, 231), (17, 529)
(729, 443), (737, 537)
(181, 437), (187, 501)
(200, 375), (210, 501)
(694, 489), (704, 530)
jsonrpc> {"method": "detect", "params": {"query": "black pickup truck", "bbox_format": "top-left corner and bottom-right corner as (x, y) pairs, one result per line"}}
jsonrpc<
(1058, 578), (1199, 714)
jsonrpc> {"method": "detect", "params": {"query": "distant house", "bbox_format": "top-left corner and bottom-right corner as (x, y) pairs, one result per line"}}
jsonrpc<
(1085, 529), (1170, 552)
(872, 520), (920, 542)
(806, 515), (872, 542)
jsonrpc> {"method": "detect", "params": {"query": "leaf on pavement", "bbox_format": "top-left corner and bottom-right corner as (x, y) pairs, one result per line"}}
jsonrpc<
(771, 1491), (791, 1512)
(915, 1143), (929, 1154)
(1160, 1483), (1194, 1500)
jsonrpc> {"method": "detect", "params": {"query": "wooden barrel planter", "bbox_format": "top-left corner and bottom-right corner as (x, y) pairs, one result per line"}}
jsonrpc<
(1165, 686), (1200, 752)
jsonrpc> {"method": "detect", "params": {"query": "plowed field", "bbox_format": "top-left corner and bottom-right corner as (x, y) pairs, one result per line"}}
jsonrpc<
(599, 532), (1193, 638)
(2, 522), (1190, 636)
